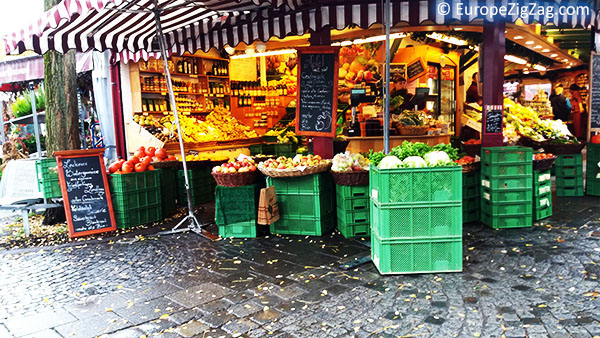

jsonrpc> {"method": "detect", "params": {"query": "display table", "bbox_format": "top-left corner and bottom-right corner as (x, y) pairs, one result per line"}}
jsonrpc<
(346, 134), (452, 153)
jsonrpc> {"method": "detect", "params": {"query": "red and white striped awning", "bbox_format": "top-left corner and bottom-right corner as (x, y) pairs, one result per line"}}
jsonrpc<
(2, 0), (596, 58)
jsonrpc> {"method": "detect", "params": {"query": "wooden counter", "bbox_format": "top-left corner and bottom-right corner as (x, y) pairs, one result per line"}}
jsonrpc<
(347, 134), (452, 153)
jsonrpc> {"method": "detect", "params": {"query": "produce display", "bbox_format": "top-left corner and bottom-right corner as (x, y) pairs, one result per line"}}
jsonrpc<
(108, 146), (175, 174)
(369, 141), (459, 169)
(331, 152), (369, 172)
(259, 154), (328, 170)
(212, 158), (257, 173)
(456, 156), (476, 165)
(534, 153), (555, 160)
(339, 45), (381, 89)
(463, 139), (481, 145)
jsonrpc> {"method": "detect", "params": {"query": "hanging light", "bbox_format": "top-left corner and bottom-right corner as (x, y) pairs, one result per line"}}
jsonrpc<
(255, 43), (267, 53)
(532, 64), (546, 71)
(231, 49), (296, 59)
(224, 45), (236, 55)
(331, 33), (407, 46)
(504, 55), (528, 65)
(425, 32), (467, 46)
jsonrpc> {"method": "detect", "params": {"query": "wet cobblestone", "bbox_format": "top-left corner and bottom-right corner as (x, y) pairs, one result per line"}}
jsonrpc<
(0, 196), (598, 337)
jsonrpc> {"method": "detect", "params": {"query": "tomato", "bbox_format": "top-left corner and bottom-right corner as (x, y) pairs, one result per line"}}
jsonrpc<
(155, 148), (168, 159)
(134, 163), (147, 172)
(122, 162), (134, 173)
(592, 134), (600, 144)
(147, 165), (155, 171)
(141, 156), (152, 165)
(130, 156), (140, 164)
(137, 146), (146, 153)
(146, 147), (156, 157)
(167, 155), (177, 161)
(134, 150), (145, 159)
(108, 161), (122, 173)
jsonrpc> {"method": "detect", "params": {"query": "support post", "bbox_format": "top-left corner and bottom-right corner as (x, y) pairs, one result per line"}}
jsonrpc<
(481, 21), (505, 147)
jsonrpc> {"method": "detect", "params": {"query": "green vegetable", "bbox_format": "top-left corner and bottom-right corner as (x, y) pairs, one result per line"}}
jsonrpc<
(368, 150), (386, 167)
(390, 141), (431, 160)
(431, 143), (459, 161)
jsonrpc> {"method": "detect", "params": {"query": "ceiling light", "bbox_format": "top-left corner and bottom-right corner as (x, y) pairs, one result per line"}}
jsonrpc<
(534, 45), (542, 49)
(542, 49), (550, 53)
(255, 43), (267, 53)
(332, 33), (406, 46)
(567, 66), (572, 69)
(244, 47), (255, 56)
(533, 64), (546, 71)
(231, 48), (296, 59)
(525, 41), (534, 45)
(504, 55), (528, 65)
(523, 70), (530, 74)
(454, 27), (463, 31)
(224, 45), (236, 55)
(426, 32), (467, 46)
(514, 35), (524, 40)
(562, 58), (568, 62)
(550, 53), (558, 57)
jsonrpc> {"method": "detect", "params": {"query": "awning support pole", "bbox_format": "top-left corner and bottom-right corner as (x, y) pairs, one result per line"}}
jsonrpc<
(383, 0), (391, 154)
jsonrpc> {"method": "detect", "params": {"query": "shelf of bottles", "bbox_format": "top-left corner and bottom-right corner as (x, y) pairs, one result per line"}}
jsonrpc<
(232, 81), (289, 108)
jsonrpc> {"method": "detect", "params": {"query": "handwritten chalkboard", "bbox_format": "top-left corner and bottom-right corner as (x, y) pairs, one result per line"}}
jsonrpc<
(484, 105), (503, 134)
(55, 149), (116, 238)
(406, 58), (426, 82)
(390, 63), (406, 81)
(295, 47), (339, 137)
(590, 53), (600, 131)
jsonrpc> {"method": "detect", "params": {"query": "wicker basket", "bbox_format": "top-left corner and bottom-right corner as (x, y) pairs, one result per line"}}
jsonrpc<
(258, 161), (332, 178)
(543, 142), (586, 155)
(518, 136), (546, 150)
(398, 125), (429, 136)
(211, 171), (258, 187)
(461, 142), (481, 157)
(461, 162), (481, 174)
(331, 170), (369, 186)
(533, 156), (557, 172)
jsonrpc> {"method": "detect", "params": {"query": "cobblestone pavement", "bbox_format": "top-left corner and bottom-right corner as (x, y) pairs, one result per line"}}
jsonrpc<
(0, 195), (599, 338)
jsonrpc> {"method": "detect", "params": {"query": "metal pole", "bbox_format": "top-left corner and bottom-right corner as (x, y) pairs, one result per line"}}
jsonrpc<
(29, 82), (42, 158)
(151, 3), (204, 235)
(383, 0), (391, 154)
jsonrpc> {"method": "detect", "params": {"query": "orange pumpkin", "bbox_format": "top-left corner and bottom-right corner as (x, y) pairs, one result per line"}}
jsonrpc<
(592, 134), (600, 144)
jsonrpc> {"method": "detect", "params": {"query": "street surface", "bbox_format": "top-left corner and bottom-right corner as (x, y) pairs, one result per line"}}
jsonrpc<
(0, 196), (599, 338)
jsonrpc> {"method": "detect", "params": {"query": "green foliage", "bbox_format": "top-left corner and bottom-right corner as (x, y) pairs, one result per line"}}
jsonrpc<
(432, 143), (459, 161)
(390, 141), (432, 160)
(11, 88), (46, 118)
(368, 150), (386, 167)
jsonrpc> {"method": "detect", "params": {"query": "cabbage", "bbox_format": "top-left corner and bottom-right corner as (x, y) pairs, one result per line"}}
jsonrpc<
(379, 156), (403, 169)
(402, 156), (427, 168)
(423, 151), (452, 167)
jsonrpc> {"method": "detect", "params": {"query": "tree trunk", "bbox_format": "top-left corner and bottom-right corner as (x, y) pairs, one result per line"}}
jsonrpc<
(43, 0), (80, 157)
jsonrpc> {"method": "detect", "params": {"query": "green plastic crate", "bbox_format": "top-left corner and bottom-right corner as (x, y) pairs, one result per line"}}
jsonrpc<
(533, 170), (552, 186)
(109, 170), (160, 192)
(462, 171), (480, 188)
(587, 143), (600, 163)
(270, 213), (334, 236)
(463, 185), (480, 199)
(556, 186), (584, 197)
(481, 146), (533, 164)
(555, 166), (583, 177)
(337, 208), (369, 225)
(587, 180), (600, 196)
(555, 154), (583, 166)
(274, 190), (334, 219)
(337, 219), (370, 238)
(555, 176), (584, 187)
(370, 200), (462, 239)
(482, 199), (532, 215)
(371, 232), (462, 275)
(114, 205), (162, 229)
(370, 166), (462, 205)
(275, 143), (294, 156)
(481, 212), (532, 229)
(215, 184), (260, 229)
(111, 188), (161, 210)
(177, 183), (214, 206)
(533, 183), (552, 197)
(481, 174), (532, 190)
(337, 184), (369, 198)
(267, 173), (332, 194)
(463, 197), (480, 224)
(481, 161), (532, 177)
(249, 144), (263, 155)
(177, 169), (212, 181)
(263, 135), (278, 143)
(534, 205), (552, 221)
(533, 193), (552, 209)
(218, 220), (259, 238)
(481, 187), (532, 203)
(158, 167), (178, 217)
(262, 143), (276, 155)
(35, 158), (62, 199)
(336, 185), (369, 211)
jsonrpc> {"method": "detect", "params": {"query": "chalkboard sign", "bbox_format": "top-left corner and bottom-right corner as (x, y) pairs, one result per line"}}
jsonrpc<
(484, 105), (503, 134)
(589, 52), (600, 132)
(406, 57), (426, 82)
(390, 63), (406, 81)
(295, 46), (339, 137)
(54, 149), (116, 238)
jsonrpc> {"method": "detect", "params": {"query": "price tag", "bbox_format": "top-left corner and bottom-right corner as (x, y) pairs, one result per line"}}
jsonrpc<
(371, 189), (378, 201)
(483, 192), (490, 200)
(481, 180), (490, 188)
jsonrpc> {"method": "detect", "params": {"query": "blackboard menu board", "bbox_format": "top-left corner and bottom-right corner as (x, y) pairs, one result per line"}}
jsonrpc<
(55, 149), (116, 238)
(295, 47), (339, 137)
(590, 53), (600, 131)
(484, 105), (503, 134)
(406, 58), (426, 82)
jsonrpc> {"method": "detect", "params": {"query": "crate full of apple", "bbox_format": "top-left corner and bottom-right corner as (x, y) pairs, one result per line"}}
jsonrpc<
(258, 155), (332, 177)
(211, 157), (258, 187)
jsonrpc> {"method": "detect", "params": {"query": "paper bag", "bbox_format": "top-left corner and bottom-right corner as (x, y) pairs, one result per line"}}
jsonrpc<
(258, 186), (279, 225)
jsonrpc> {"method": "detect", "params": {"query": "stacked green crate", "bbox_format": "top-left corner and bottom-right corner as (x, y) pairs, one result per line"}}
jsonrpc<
(35, 158), (62, 199)
(533, 170), (552, 220)
(480, 146), (533, 229)
(586, 143), (600, 196)
(336, 185), (370, 238)
(462, 171), (480, 223)
(108, 170), (162, 229)
(266, 173), (335, 236)
(555, 154), (584, 197)
(177, 168), (214, 206)
(215, 184), (261, 238)
(158, 166), (178, 217)
(274, 143), (296, 157)
(370, 166), (463, 274)
(249, 144), (263, 155)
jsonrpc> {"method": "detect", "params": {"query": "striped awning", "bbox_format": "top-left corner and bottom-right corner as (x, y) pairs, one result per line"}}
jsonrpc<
(2, 0), (596, 58)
